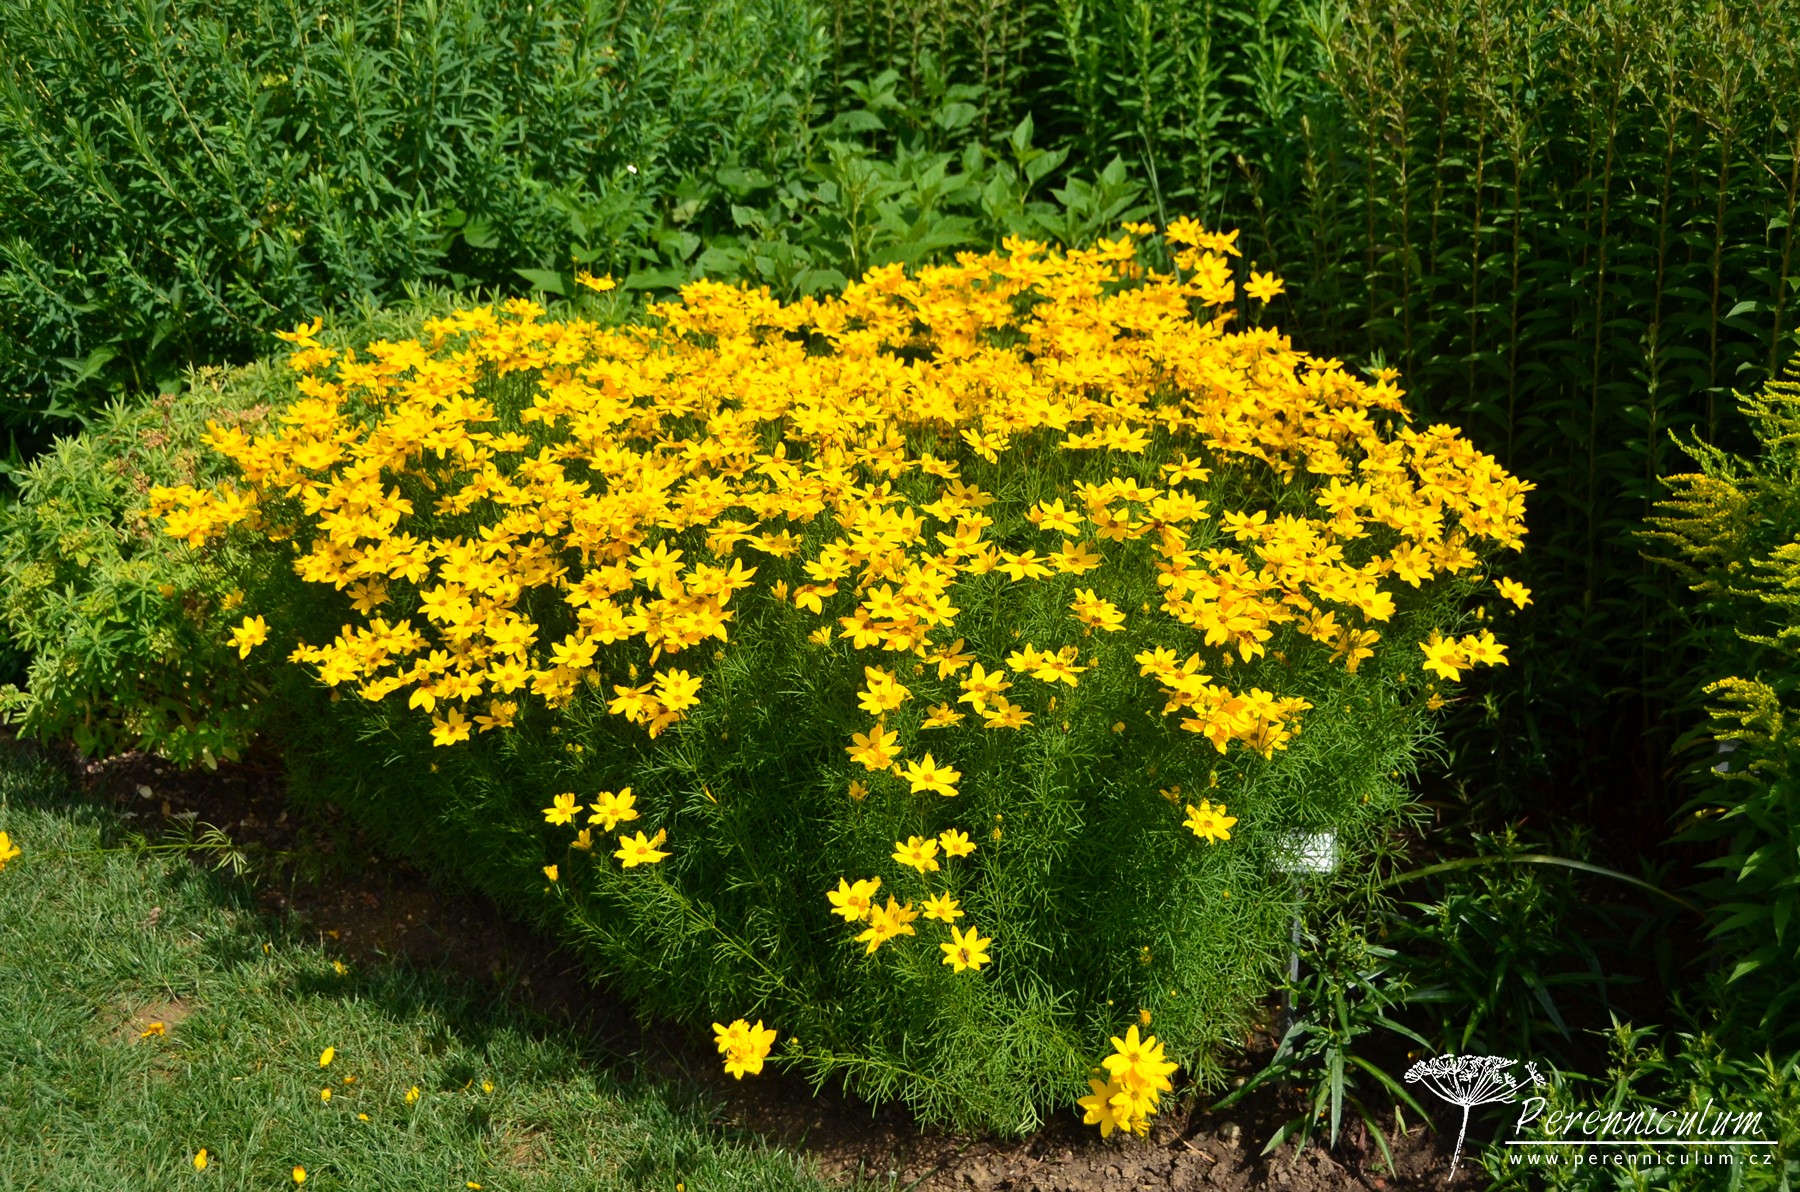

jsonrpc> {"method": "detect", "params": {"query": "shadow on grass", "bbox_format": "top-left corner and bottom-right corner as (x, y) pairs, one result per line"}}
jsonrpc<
(0, 734), (836, 1190)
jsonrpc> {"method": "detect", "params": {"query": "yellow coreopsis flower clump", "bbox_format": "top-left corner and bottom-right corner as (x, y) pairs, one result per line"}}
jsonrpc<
(1078, 1025), (1180, 1137)
(712, 1017), (777, 1078)
(149, 226), (1530, 1127)
(153, 224), (1527, 776)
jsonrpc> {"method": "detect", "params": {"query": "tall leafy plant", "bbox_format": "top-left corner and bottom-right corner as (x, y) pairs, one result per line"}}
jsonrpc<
(0, 0), (825, 456)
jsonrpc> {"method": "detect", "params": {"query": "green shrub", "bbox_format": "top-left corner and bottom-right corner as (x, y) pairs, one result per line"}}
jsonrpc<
(829, 0), (1800, 837)
(99, 229), (1528, 1132)
(0, 293), (465, 764)
(1483, 1020), (1800, 1188)
(0, 0), (1158, 468)
(1645, 367), (1800, 1045)
(0, 0), (823, 450)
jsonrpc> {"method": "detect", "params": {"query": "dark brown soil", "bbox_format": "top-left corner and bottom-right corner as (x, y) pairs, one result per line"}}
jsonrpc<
(74, 747), (1481, 1192)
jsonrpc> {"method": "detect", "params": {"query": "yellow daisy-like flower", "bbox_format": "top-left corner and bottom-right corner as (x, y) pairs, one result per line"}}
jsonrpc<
(900, 753), (961, 797)
(937, 828), (976, 859)
(229, 614), (269, 659)
(587, 788), (639, 830)
(711, 1018), (777, 1078)
(542, 864), (559, 882)
(1183, 800), (1237, 845)
(1496, 577), (1533, 608)
(921, 891), (963, 923)
(1244, 270), (1285, 303)
(892, 835), (941, 874)
(541, 792), (580, 826)
(826, 876), (881, 923)
(1419, 636), (1467, 682)
(0, 831), (20, 872)
(614, 828), (669, 868)
(853, 897), (918, 953)
(429, 706), (471, 747)
(939, 924), (992, 973)
(846, 723), (900, 771)
(192, 1149), (208, 1171)
(920, 703), (965, 729)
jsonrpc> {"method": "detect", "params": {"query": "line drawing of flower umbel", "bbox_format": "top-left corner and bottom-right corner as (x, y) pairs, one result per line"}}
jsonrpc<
(1404, 1054), (1544, 1172)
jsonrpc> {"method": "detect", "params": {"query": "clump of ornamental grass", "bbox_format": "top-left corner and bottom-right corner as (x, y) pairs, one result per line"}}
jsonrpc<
(147, 223), (1530, 1132)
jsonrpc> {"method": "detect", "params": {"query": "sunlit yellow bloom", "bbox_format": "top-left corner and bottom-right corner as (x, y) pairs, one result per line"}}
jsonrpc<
(939, 924), (992, 972)
(615, 828), (669, 868)
(1183, 800), (1237, 844)
(230, 615), (269, 659)
(921, 891), (963, 923)
(827, 876), (882, 923)
(937, 828), (976, 859)
(1244, 270), (1285, 303)
(1496, 578), (1532, 608)
(846, 723), (900, 771)
(920, 703), (965, 729)
(854, 897), (919, 953)
(900, 753), (961, 797)
(587, 788), (639, 830)
(542, 792), (580, 826)
(712, 1018), (777, 1078)
(892, 835), (941, 873)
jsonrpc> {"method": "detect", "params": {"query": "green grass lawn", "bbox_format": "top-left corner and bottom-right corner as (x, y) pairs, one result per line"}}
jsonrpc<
(0, 744), (830, 1192)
